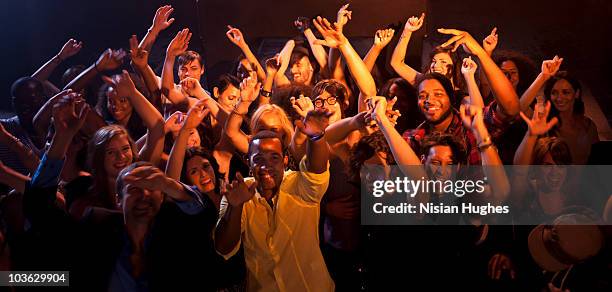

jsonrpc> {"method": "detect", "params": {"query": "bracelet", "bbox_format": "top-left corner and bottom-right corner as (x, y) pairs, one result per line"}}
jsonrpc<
(477, 135), (493, 152)
(260, 90), (272, 98)
(308, 132), (325, 142)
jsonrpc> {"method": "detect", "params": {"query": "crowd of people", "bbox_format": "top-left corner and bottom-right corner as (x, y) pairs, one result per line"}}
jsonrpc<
(0, 4), (610, 292)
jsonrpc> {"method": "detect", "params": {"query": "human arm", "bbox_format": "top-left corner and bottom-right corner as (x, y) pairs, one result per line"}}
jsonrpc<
(295, 109), (333, 174)
(461, 56), (485, 108)
(439, 28), (520, 117)
(130, 35), (164, 111)
(513, 101), (558, 165)
(215, 173), (256, 256)
(274, 40), (294, 87)
(295, 17), (329, 75)
(519, 56), (563, 115)
(222, 76), (260, 154)
(139, 5), (175, 53)
(1, 122), (40, 173)
(32, 39), (82, 85)
(364, 29), (395, 72)
(226, 25), (266, 82)
(482, 27), (498, 57)
(161, 28), (192, 105)
(63, 48), (126, 92)
(390, 13), (425, 85)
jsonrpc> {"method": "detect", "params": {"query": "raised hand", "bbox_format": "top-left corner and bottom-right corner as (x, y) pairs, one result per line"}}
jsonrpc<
(151, 5), (175, 32)
(95, 48), (126, 71)
(294, 16), (311, 33)
(541, 55), (564, 78)
(164, 111), (184, 134)
(121, 165), (173, 192)
(404, 13), (425, 32)
(225, 25), (247, 48)
(51, 91), (90, 135)
(129, 35), (149, 69)
(374, 28), (395, 49)
(520, 101), (558, 136)
(221, 172), (257, 207)
(167, 28), (192, 57)
(290, 95), (314, 118)
(180, 77), (204, 97)
(296, 108), (333, 137)
(461, 56), (478, 76)
(482, 27), (498, 55)
(265, 54), (281, 75)
(459, 104), (487, 134)
(58, 39), (83, 60)
(183, 100), (210, 130)
(312, 16), (348, 48)
(438, 28), (483, 54)
(336, 4), (352, 32)
(239, 74), (261, 103)
(101, 70), (137, 98)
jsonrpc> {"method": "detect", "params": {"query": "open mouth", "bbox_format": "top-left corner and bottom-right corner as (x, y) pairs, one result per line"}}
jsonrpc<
(114, 162), (128, 170)
(424, 102), (442, 115)
(200, 177), (212, 185)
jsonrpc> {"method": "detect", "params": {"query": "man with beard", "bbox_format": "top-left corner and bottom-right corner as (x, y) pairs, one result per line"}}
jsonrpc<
(403, 73), (509, 165)
(214, 109), (334, 291)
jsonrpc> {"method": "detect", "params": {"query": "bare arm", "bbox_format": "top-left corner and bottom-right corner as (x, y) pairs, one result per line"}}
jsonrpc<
(64, 48), (126, 92)
(162, 29), (192, 105)
(0, 122), (40, 173)
(33, 39), (82, 83)
(166, 101), (208, 180)
(139, 5), (175, 53)
(0, 161), (29, 194)
(461, 57), (485, 108)
(519, 56), (563, 114)
(364, 29), (395, 72)
(390, 14), (425, 85)
(226, 26), (266, 82)
(274, 40), (294, 87)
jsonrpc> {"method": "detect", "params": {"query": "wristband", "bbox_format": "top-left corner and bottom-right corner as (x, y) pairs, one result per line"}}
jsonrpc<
(260, 90), (272, 98)
(308, 132), (325, 142)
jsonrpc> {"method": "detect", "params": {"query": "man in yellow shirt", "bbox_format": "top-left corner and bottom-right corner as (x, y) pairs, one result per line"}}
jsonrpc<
(215, 109), (334, 291)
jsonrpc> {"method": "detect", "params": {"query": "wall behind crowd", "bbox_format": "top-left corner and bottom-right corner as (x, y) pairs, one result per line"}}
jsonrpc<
(1, 0), (610, 126)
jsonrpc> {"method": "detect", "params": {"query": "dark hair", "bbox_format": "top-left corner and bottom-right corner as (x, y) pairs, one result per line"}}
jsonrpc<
(10, 77), (43, 109)
(213, 74), (241, 97)
(181, 147), (223, 194)
(61, 65), (87, 88)
(289, 46), (319, 82)
(420, 132), (467, 165)
(416, 73), (456, 104)
(312, 79), (349, 117)
(379, 78), (422, 132)
(270, 84), (313, 123)
(177, 50), (204, 68)
(532, 136), (572, 165)
(544, 72), (584, 119)
(116, 161), (154, 199)
(493, 50), (537, 95)
(96, 80), (147, 139)
(247, 130), (286, 159)
(348, 131), (395, 182)
(425, 46), (465, 92)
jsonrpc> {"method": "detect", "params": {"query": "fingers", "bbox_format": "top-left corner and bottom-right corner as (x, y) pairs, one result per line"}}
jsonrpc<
(546, 117), (559, 131)
(490, 27), (498, 36)
(441, 33), (465, 48)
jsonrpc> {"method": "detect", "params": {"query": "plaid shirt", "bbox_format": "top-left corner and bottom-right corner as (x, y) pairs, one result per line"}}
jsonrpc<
(402, 101), (509, 165)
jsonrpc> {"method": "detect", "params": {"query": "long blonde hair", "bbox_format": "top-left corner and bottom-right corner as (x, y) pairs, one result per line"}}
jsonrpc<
(250, 104), (294, 148)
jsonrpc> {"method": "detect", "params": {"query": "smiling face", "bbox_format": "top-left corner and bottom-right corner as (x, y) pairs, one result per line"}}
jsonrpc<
(313, 90), (342, 124)
(538, 152), (568, 192)
(214, 84), (240, 111)
(290, 56), (314, 85)
(104, 134), (134, 179)
(550, 79), (578, 113)
(106, 87), (133, 123)
(430, 52), (453, 76)
(418, 79), (452, 124)
(501, 60), (520, 90)
(249, 138), (287, 193)
(185, 156), (216, 193)
(178, 60), (204, 82)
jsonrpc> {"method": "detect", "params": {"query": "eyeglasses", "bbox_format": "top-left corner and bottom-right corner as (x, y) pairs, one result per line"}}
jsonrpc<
(313, 96), (337, 108)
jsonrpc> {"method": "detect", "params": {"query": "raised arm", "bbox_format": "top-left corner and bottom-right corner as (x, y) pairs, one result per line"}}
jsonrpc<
(313, 16), (376, 112)
(513, 101), (558, 165)
(295, 17), (329, 75)
(162, 28), (192, 105)
(461, 57), (485, 108)
(166, 100), (209, 180)
(32, 39), (82, 89)
(222, 76), (260, 154)
(288, 95), (315, 161)
(63, 48), (126, 91)
(519, 56), (563, 115)
(460, 104), (509, 203)
(215, 173), (256, 256)
(390, 13), (425, 85)
(482, 27), (498, 57)
(439, 28), (519, 117)
(295, 109), (332, 174)
(180, 77), (228, 124)
(139, 5), (175, 53)
(130, 35), (163, 111)
(274, 40), (294, 87)
(226, 25), (266, 82)
(102, 71), (165, 165)
(364, 29), (395, 72)
(259, 55), (281, 106)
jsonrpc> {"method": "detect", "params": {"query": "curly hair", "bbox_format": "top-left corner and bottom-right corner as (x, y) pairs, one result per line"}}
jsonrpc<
(492, 50), (537, 95)
(347, 131), (395, 182)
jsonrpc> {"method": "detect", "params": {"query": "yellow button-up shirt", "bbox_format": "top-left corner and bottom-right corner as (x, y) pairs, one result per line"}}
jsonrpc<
(217, 158), (334, 292)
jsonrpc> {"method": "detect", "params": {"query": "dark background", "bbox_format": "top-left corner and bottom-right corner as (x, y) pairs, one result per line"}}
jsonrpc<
(1, 0), (611, 132)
